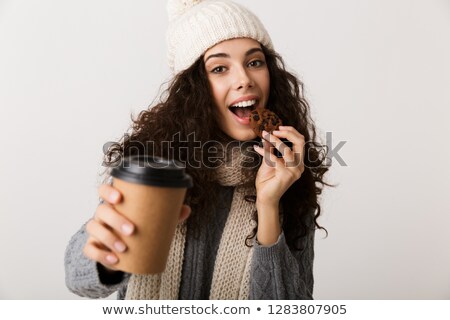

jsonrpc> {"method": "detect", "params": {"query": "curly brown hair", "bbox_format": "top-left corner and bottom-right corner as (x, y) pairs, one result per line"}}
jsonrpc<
(103, 44), (330, 251)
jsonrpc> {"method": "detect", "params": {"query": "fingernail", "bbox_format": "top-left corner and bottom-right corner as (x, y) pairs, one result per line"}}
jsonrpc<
(114, 241), (126, 253)
(253, 144), (260, 149)
(272, 130), (280, 134)
(121, 223), (134, 235)
(106, 254), (118, 264)
(262, 130), (269, 137)
(109, 191), (119, 203)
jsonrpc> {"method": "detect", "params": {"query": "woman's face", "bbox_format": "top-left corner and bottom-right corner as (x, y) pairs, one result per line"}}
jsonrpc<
(204, 38), (270, 141)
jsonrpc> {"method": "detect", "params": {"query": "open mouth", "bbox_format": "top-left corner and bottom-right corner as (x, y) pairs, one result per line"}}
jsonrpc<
(228, 99), (258, 119)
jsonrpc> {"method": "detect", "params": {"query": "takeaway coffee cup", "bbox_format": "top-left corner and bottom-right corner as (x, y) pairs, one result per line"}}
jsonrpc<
(110, 155), (193, 274)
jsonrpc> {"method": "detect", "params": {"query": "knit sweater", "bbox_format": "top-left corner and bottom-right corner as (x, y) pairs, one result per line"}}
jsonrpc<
(64, 185), (315, 299)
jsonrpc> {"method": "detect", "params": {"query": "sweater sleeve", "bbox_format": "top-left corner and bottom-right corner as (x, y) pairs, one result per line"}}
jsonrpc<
(64, 223), (130, 299)
(249, 229), (315, 300)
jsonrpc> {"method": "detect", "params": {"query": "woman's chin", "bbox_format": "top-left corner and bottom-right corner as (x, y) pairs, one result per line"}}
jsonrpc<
(218, 123), (258, 142)
(227, 131), (258, 142)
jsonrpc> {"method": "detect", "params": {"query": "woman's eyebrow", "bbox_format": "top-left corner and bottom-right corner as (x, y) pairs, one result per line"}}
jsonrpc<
(245, 47), (263, 56)
(204, 47), (263, 63)
(204, 53), (230, 63)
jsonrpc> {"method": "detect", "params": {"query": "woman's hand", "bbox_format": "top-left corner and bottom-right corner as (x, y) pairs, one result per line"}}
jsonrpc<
(253, 126), (306, 207)
(83, 183), (191, 270)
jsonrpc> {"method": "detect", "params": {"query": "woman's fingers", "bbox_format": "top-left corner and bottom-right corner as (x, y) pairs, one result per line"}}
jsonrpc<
(253, 139), (284, 167)
(257, 128), (305, 183)
(83, 183), (135, 267)
(98, 183), (122, 205)
(273, 126), (305, 157)
(95, 203), (135, 237)
(86, 219), (127, 253)
(87, 183), (192, 269)
(262, 130), (296, 164)
(270, 127), (305, 167)
(83, 237), (119, 268)
(262, 139), (282, 164)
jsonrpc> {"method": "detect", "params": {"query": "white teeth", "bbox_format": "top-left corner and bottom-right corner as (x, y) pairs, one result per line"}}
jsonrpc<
(231, 99), (256, 108)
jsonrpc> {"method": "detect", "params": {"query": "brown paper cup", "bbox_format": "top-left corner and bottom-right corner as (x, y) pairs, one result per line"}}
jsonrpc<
(112, 178), (186, 274)
(110, 155), (192, 274)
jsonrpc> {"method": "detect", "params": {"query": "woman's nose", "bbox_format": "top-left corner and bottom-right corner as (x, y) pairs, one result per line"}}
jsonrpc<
(233, 68), (253, 90)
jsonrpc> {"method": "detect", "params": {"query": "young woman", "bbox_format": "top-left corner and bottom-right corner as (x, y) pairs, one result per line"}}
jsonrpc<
(65, 0), (329, 299)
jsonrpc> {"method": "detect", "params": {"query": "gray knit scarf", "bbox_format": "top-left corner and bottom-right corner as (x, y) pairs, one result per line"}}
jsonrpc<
(125, 145), (257, 299)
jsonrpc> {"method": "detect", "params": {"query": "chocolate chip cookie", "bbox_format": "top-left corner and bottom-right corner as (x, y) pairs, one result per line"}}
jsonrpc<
(249, 108), (283, 138)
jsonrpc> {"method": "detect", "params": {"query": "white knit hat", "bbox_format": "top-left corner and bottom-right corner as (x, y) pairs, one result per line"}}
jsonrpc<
(166, 0), (274, 74)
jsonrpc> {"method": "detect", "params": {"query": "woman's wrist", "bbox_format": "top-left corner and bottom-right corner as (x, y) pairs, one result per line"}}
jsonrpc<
(256, 200), (281, 246)
(256, 197), (280, 211)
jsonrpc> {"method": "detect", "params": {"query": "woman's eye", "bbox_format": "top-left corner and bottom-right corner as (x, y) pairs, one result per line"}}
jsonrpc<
(248, 60), (265, 67)
(211, 66), (226, 73)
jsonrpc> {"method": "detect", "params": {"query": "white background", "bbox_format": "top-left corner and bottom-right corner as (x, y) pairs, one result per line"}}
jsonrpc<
(0, 0), (449, 299)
